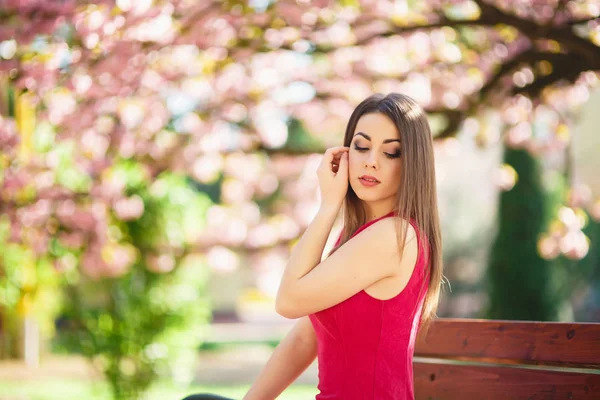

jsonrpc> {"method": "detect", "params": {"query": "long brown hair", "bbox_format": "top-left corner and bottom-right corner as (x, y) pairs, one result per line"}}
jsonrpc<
(328, 92), (444, 336)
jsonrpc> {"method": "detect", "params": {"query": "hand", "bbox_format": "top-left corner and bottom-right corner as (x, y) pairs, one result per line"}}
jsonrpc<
(316, 146), (349, 211)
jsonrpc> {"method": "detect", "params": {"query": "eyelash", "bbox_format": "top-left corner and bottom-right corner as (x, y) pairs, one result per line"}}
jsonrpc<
(353, 144), (401, 159)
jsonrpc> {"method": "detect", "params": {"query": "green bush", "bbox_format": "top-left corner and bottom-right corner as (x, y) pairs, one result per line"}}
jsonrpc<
(56, 167), (213, 400)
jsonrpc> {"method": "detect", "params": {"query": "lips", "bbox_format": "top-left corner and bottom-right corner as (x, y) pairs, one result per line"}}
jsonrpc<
(359, 175), (380, 183)
(359, 175), (380, 188)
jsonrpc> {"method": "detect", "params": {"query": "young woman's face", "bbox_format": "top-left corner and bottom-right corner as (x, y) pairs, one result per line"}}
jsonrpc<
(348, 112), (403, 202)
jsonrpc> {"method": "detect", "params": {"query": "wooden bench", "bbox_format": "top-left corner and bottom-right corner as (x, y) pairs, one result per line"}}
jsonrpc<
(414, 318), (600, 399)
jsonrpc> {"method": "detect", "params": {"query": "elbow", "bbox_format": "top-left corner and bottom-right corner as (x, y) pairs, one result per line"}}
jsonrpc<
(275, 293), (301, 319)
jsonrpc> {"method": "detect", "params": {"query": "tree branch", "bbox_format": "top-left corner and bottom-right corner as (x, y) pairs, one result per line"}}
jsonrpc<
(429, 109), (465, 140)
(514, 61), (582, 97)
(479, 50), (576, 99)
(473, 0), (600, 65)
(353, 17), (494, 47)
(566, 16), (600, 26)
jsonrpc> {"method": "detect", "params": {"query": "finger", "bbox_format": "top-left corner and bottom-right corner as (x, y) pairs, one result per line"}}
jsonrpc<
(333, 153), (347, 175)
(332, 157), (342, 172)
(339, 152), (348, 168)
(326, 146), (348, 152)
(326, 146), (349, 157)
(324, 148), (348, 173)
(328, 147), (349, 163)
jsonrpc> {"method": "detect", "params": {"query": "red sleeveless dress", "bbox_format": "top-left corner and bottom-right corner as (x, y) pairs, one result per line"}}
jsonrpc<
(308, 210), (430, 400)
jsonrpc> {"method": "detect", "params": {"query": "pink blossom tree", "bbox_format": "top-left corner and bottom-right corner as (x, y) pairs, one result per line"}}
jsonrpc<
(1, 0), (599, 395)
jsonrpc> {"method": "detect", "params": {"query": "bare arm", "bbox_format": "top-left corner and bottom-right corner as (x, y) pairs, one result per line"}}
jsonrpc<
(277, 216), (416, 318)
(276, 207), (339, 315)
(242, 316), (318, 400)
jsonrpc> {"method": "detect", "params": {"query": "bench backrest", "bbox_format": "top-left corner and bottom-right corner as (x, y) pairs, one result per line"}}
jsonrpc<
(414, 318), (600, 399)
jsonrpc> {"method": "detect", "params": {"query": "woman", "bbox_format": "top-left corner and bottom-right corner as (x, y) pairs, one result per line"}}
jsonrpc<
(183, 92), (443, 400)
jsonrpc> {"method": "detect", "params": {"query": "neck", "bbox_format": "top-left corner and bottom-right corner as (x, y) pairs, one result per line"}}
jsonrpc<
(362, 197), (397, 222)
(366, 209), (396, 222)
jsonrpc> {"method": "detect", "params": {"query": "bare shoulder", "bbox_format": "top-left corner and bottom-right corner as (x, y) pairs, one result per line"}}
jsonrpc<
(359, 216), (417, 250)
(275, 216), (420, 317)
(347, 216), (418, 270)
(361, 217), (420, 298)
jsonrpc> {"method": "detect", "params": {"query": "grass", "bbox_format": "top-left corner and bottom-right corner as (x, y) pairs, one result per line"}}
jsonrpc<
(0, 379), (318, 400)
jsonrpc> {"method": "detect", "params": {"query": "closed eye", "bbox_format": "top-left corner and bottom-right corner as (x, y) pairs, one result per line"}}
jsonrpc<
(354, 144), (401, 159)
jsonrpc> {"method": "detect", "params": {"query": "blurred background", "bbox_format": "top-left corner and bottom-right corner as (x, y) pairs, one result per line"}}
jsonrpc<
(0, 0), (599, 399)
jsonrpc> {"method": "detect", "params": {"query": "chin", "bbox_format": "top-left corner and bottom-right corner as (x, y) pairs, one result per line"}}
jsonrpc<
(352, 186), (381, 201)
(358, 194), (380, 202)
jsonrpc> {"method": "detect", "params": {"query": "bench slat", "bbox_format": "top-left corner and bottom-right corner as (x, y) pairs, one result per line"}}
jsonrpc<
(415, 318), (600, 368)
(414, 362), (600, 400)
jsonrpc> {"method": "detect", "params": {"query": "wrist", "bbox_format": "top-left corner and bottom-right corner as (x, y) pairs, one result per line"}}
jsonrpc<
(318, 204), (340, 216)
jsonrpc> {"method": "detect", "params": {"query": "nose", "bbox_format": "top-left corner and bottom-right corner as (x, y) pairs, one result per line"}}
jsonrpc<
(364, 153), (379, 170)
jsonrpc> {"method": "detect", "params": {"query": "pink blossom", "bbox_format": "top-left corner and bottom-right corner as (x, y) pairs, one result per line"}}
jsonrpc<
(113, 195), (145, 221)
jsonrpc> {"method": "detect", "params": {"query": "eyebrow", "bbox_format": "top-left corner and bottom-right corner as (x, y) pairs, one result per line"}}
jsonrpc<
(353, 132), (401, 144)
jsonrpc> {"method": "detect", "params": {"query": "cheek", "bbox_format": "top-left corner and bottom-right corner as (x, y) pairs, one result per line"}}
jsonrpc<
(386, 161), (403, 183)
(396, 164), (403, 185)
(349, 153), (359, 170)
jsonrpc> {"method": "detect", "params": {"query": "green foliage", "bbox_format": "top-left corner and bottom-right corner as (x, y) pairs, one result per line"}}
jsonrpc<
(485, 147), (563, 320)
(188, 174), (223, 204)
(60, 261), (210, 400)
(0, 379), (319, 400)
(50, 139), (93, 193)
(128, 171), (209, 251)
(0, 217), (63, 357)
(114, 159), (152, 194)
(56, 168), (213, 400)
(285, 117), (325, 153)
(550, 213), (600, 319)
(486, 145), (599, 321)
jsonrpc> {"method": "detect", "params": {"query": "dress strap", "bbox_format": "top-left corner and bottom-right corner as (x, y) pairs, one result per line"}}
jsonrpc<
(334, 210), (398, 247)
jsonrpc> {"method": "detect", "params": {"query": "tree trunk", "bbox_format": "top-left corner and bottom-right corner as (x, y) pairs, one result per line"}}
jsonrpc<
(0, 312), (40, 366)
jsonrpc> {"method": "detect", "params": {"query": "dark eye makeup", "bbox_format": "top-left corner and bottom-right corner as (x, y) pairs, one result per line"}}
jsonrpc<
(353, 143), (401, 159)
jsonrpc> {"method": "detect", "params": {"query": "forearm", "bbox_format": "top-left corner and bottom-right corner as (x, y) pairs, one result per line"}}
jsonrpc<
(242, 330), (317, 400)
(277, 206), (339, 301)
